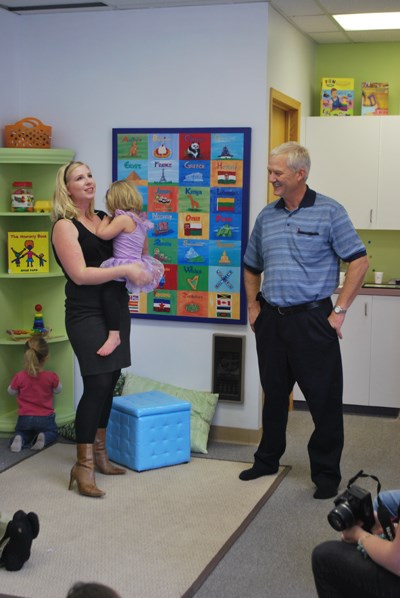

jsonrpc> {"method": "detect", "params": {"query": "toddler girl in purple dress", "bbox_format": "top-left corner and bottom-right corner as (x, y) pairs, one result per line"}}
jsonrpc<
(97, 180), (164, 356)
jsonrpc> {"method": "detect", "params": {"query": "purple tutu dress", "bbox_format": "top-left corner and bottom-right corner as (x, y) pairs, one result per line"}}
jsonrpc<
(100, 209), (164, 293)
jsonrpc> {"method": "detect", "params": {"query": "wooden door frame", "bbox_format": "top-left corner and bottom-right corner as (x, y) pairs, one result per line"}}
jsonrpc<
(269, 87), (301, 152)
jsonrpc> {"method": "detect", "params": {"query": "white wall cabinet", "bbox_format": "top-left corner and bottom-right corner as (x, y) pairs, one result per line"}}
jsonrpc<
(305, 116), (400, 230)
(294, 294), (400, 409)
(376, 117), (400, 229)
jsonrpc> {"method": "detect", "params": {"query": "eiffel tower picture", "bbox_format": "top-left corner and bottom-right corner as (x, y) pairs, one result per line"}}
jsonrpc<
(159, 168), (167, 183)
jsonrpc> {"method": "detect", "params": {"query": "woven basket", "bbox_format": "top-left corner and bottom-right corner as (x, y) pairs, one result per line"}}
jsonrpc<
(5, 117), (52, 148)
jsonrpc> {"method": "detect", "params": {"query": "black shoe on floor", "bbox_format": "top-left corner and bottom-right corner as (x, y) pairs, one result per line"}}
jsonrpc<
(239, 464), (278, 481)
(313, 486), (338, 500)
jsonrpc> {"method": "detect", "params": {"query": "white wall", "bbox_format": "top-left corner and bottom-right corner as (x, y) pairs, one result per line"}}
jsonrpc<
(1, 2), (315, 431)
(0, 11), (19, 136)
(268, 6), (316, 142)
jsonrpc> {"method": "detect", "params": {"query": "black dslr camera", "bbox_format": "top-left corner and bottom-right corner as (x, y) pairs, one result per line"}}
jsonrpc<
(328, 484), (375, 532)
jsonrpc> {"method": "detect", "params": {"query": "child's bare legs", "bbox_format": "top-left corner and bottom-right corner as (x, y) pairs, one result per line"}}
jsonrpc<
(97, 265), (151, 358)
(97, 330), (121, 357)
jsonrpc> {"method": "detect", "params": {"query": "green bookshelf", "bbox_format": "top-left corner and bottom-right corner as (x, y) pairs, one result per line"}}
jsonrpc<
(0, 148), (75, 436)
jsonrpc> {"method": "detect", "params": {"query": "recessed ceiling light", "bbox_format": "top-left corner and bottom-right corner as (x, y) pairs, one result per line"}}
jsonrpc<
(334, 12), (400, 31)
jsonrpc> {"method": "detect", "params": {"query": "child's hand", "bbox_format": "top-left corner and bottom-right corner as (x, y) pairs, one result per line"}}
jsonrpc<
(97, 215), (111, 236)
(126, 263), (152, 286)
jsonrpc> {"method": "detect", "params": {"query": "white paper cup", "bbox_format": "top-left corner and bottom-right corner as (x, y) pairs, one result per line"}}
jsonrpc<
(374, 271), (383, 284)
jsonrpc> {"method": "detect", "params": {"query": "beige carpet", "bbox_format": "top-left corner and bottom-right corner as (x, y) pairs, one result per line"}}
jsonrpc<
(0, 443), (289, 598)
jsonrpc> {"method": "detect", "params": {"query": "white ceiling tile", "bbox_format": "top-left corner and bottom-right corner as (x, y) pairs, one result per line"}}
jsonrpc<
(291, 15), (340, 33)
(270, 0), (324, 17)
(319, 0), (400, 14)
(346, 29), (400, 42)
(308, 31), (353, 43)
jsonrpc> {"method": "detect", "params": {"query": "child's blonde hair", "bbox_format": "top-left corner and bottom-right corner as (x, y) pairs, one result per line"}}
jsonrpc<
(105, 180), (143, 216)
(24, 336), (49, 377)
(51, 161), (95, 222)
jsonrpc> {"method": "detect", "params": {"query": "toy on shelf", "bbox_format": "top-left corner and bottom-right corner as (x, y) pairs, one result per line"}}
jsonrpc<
(33, 200), (52, 213)
(6, 304), (51, 341)
(33, 304), (45, 332)
(11, 181), (34, 212)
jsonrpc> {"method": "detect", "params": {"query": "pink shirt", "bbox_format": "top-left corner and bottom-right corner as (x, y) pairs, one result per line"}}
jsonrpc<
(9, 370), (60, 416)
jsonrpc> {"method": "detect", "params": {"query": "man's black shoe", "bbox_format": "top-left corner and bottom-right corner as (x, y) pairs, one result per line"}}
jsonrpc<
(239, 465), (278, 481)
(313, 486), (338, 499)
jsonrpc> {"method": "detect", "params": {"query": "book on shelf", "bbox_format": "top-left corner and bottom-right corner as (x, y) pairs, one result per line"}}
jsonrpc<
(361, 82), (389, 116)
(320, 77), (354, 116)
(8, 231), (49, 274)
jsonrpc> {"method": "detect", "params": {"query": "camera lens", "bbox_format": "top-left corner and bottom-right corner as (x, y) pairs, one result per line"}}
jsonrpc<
(327, 503), (356, 531)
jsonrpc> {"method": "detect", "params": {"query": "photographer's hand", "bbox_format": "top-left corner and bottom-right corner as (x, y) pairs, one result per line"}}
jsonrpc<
(341, 522), (400, 576)
(341, 524), (366, 544)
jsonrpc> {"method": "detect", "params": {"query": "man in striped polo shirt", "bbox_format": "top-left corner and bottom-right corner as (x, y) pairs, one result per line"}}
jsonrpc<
(240, 142), (368, 499)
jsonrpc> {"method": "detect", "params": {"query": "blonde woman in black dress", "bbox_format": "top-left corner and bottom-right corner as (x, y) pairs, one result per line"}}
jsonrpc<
(52, 161), (148, 497)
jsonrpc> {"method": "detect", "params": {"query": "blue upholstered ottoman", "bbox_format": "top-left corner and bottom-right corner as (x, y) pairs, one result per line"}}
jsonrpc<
(106, 391), (191, 471)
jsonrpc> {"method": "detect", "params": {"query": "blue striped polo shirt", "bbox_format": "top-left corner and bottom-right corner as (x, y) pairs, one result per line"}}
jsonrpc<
(244, 187), (367, 307)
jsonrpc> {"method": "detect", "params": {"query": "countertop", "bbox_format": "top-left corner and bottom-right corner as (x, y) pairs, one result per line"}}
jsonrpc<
(335, 285), (400, 297)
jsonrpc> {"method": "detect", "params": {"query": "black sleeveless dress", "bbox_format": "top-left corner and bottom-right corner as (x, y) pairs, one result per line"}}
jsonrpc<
(52, 211), (131, 376)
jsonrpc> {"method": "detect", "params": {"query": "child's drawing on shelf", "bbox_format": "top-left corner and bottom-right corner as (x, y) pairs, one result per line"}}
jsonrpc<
(8, 336), (61, 452)
(97, 180), (164, 357)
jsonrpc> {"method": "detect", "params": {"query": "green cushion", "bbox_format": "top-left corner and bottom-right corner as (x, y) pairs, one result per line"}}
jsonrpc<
(122, 373), (219, 454)
(113, 372), (126, 396)
(58, 420), (76, 441)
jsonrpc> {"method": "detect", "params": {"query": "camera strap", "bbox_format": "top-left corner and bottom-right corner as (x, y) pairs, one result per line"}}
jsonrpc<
(348, 470), (396, 541)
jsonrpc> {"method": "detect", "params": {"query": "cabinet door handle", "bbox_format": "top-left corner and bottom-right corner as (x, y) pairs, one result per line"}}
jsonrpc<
(365, 302), (368, 316)
(369, 209), (373, 223)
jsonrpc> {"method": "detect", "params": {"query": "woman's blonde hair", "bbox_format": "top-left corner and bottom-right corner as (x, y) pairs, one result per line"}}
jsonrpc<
(51, 161), (95, 222)
(24, 336), (49, 377)
(105, 180), (143, 216)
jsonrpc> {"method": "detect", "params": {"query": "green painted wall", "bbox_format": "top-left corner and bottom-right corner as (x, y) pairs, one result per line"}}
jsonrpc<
(315, 43), (400, 117)
(315, 43), (400, 282)
(358, 230), (400, 284)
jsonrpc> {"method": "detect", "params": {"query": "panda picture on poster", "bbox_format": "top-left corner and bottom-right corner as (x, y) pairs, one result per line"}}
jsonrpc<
(112, 127), (251, 325)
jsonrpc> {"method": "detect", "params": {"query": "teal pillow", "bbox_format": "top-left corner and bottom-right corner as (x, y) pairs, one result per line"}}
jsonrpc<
(122, 373), (219, 454)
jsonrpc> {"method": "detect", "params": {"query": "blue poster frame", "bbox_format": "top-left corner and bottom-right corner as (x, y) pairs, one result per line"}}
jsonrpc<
(112, 127), (251, 325)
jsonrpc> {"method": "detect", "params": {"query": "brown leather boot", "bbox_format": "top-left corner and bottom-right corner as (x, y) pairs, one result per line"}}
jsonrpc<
(69, 444), (105, 497)
(94, 428), (126, 475)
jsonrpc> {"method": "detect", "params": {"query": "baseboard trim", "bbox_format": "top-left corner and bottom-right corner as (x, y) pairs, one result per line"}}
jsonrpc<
(293, 400), (399, 418)
(209, 424), (262, 445)
(210, 402), (399, 446)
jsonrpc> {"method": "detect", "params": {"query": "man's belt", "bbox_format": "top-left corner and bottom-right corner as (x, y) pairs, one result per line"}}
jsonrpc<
(263, 297), (331, 316)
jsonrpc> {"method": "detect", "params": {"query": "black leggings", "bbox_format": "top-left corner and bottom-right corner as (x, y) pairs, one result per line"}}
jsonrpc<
(75, 369), (121, 444)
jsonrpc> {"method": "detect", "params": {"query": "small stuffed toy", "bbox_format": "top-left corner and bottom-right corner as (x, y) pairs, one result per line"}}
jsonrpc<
(0, 510), (39, 571)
